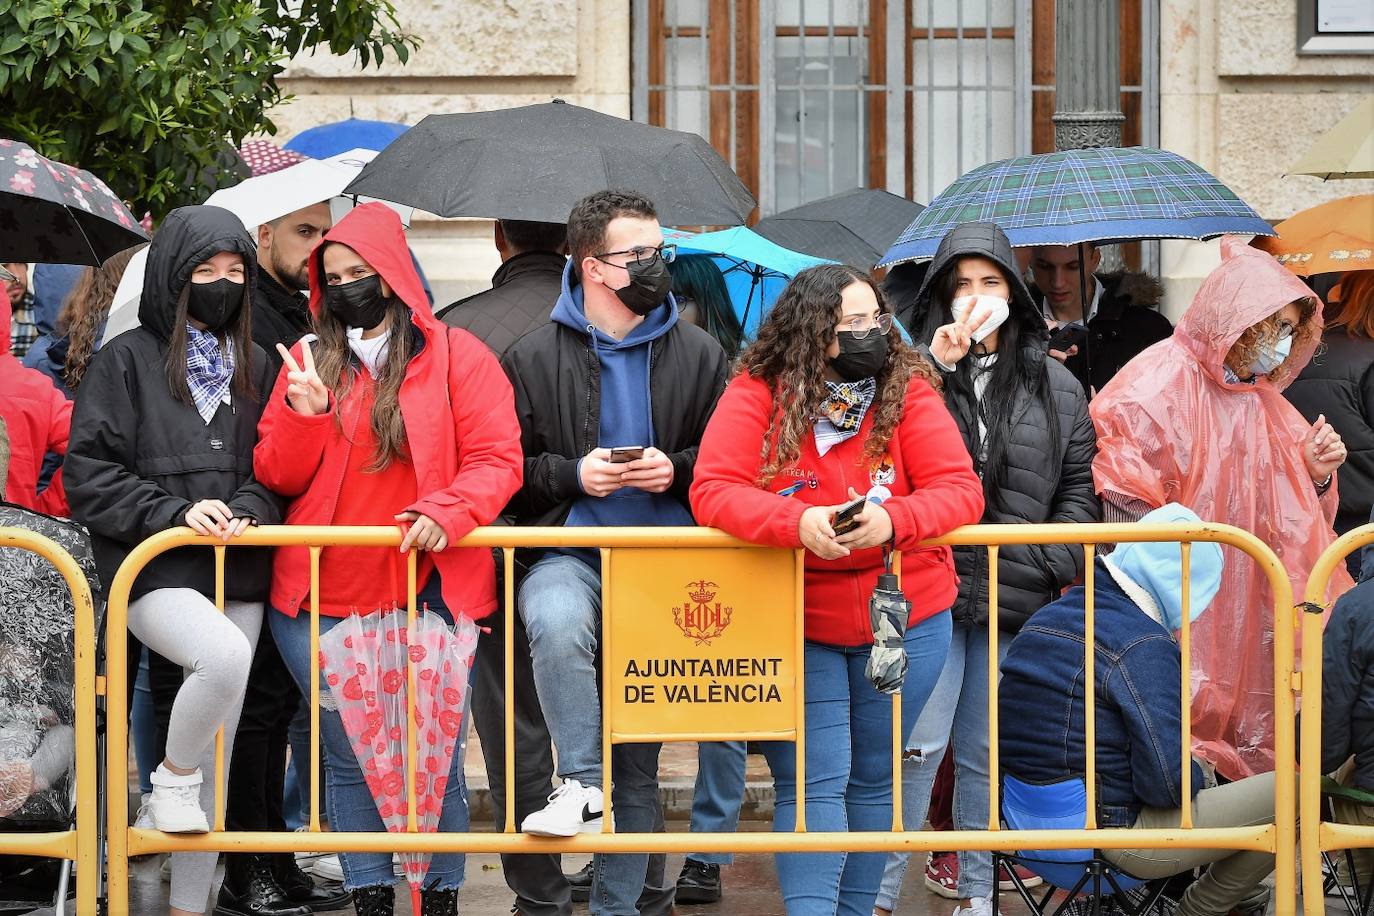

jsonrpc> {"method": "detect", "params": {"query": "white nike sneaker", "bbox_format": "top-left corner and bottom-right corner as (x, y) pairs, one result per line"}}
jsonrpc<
(147, 765), (209, 833)
(520, 780), (607, 837)
(132, 792), (153, 829)
(952, 897), (994, 916)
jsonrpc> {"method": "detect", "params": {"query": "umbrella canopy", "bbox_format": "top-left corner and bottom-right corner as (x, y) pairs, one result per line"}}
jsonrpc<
(238, 139), (310, 176)
(0, 139), (148, 265)
(879, 146), (1274, 266)
(284, 117), (409, 158)
(754, 187), (925, 268)
(343, 100), (757, 226)
(1288, 97), (1374, 181)
(665, 226), (833, 337)
(1252, 194), (1374, 276)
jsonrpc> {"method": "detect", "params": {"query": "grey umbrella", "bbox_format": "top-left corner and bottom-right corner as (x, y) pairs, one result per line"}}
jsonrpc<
(342, 100), (757, 227)
(865, 549), (910, 695)
(754, 188), (924, 269)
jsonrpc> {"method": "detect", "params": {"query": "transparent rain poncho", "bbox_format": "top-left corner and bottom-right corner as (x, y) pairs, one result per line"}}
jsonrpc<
(1090, 238), (1353, 779)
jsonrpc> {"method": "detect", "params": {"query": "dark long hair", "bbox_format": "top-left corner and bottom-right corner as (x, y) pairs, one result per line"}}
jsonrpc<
(668, 254), (743, 356)
(739, 263), (939, 485)
(164, 272), (257, 406)
(913, 255), (1058, 513)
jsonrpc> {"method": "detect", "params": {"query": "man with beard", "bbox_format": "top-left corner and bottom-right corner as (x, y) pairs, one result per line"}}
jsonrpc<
(250, 203), (333, 373)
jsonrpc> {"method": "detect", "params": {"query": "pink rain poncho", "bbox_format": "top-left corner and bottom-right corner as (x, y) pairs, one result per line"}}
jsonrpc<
(1090, 238), (1353, 779)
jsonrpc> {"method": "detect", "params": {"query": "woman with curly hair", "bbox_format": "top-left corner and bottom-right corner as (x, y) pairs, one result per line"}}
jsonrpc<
(690, 263), (985, 915)
(1092, 237), (1352, 782)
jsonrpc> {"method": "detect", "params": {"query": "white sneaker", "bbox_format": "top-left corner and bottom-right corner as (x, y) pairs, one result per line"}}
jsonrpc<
(147, 765), (208, 833)
(952, 897), (994, 916)
(393, 854), (405, 877)
(133, 792), (153, 829)
(520, 780), (606, 837)
(311, 853), (344, 882)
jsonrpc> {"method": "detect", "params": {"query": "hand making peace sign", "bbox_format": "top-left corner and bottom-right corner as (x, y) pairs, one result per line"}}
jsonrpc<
(929, 308), (992, 368)
(275, 340), (330, 416)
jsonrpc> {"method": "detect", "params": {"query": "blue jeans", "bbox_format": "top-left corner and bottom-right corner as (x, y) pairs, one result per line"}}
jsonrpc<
(687, 741), (747, 866)
(272, 574), (470, 891)
(518, 553), (666, 916)
(876, 621), (1009, 910)
(762, 609), (952, 916)
(282, 702), (312, 831)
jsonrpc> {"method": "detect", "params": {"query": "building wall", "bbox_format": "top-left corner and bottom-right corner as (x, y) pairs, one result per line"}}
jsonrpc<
(1158, 0), (1374, 317)
(270, 0), (631, 307)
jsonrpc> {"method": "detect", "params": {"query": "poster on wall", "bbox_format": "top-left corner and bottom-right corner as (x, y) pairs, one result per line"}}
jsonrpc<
(1318, 0), (1374, 32)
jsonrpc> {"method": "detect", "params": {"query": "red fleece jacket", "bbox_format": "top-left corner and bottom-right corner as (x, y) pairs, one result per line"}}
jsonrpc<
(254, 203), (523, 620)
(0, 296), (69, 516)
(690, 372), (984, 646)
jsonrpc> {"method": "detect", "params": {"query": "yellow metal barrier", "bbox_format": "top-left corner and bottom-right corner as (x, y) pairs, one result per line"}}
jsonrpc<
(101, 522), (1298, 914)
(0, 528), (99, 915)
(1300, 525), (1374, 915)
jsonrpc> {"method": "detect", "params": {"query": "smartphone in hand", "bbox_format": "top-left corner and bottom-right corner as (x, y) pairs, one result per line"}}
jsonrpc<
(608, 446), (646, 464)
(1047, 323), (1088, 353)
(830, 496), (868, 535)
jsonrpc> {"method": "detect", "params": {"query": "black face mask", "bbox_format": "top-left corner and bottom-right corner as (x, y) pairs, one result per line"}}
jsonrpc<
(325, 274), (391, 330)
(830, 330), (888, 382)
(186, 277), (244, 331)
(613, 258), (673, 317)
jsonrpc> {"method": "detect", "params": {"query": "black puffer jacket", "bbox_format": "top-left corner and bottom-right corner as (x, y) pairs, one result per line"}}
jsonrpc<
(1285, 331), (1374, 535)
(437, 251), (566, 358)
(65, 206), (281, 602)
(910, 223), (1100, 632)
(1321, 576), (1374, 790)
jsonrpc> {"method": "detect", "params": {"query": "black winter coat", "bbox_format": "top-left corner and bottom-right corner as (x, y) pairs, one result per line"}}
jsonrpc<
(64, 206), (282, 602)
(437, 251), (566, 358)
(1321, 578), (1374, 791)
(1285, 331), (1374, 535)
(910, 222), (1100, 632)
(250, 265), (312, 375)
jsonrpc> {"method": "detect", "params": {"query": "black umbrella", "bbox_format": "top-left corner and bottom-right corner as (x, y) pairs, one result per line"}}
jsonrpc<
(754, 187), (925, 269)
(343, 100), (757, 226)
(0, 139), (148, 265)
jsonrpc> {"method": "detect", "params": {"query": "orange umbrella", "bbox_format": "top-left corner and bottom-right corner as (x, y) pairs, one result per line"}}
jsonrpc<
(1253, 194), (1374, 276)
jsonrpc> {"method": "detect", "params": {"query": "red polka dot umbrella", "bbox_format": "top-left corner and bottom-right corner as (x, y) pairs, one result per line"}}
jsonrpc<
(238, 139), (310, 176)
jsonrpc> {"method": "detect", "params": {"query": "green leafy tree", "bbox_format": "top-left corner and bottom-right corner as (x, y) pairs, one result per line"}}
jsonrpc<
(0, 0), (418, 216)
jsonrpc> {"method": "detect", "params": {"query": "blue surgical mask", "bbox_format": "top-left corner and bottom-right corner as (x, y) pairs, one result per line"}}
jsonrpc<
(1249, 334), (1292, 377)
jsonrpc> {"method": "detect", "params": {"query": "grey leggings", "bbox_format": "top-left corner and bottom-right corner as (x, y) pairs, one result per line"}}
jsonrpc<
(127, 588), (261, 913)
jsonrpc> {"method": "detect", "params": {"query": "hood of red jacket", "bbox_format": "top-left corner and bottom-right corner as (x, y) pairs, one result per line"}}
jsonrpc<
(307, 202), (440, 340)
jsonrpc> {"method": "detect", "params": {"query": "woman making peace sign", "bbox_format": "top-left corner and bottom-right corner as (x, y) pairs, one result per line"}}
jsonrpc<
(254, 203), (523, 916)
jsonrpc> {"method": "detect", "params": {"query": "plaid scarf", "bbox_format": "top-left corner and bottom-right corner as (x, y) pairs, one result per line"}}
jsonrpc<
(814, 377), (877, 457)
(185, 324), (234, 425)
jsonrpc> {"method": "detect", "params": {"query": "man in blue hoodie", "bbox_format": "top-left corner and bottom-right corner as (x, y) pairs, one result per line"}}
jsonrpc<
(501, 189), (729, 916)
(999, 504), (1275, 916)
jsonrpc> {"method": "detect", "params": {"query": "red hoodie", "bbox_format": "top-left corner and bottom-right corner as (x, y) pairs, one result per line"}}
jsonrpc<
(0, 296), (70, 516)
(254, 203), (523, 620)
(690, 372), (984, 646)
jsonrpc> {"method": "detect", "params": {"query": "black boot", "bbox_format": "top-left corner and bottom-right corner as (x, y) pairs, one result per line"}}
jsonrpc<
(420, 886), (460, 916)
(675, 859), (722, 904)
(352, 884), (395, 916)
(564, 862), (592, 903)
(213, 854), (312, 916)
(270, 852), (353, 912)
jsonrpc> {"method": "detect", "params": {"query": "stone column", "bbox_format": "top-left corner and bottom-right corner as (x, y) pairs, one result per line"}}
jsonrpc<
(1053, 0), (1126, 150)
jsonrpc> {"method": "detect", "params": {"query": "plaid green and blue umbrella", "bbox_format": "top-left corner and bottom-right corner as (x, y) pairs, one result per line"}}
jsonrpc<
(879, 146), (1275, 266)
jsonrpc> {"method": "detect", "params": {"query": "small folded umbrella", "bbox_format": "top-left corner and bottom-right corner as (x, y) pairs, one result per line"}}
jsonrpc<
(0, 140), (148, 265)
(285, 118), (410, 158)
(866, 548), (910, 695)
(1252, 194), (1374, 276)
(1287, 97), (1374, 181)
(754, 188), (925, 269)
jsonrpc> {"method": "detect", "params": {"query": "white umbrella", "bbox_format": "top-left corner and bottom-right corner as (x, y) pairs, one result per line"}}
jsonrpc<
(103, 149), (413, 345)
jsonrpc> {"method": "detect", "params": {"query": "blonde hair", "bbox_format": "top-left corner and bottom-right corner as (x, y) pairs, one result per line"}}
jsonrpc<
(1224, 296), (1319, 384)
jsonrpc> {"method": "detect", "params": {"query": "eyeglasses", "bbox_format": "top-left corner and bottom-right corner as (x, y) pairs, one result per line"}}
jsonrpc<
(836, 313), (894, 340)
(1276, 320), (1296, 340)
(593, 244), (677, 268)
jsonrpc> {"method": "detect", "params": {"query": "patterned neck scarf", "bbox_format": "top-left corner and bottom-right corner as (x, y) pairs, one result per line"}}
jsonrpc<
(814, 377), (877, 457)
(185, 324), (234, 425)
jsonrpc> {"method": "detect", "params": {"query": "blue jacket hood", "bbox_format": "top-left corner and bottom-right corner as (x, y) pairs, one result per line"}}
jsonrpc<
(1107, 503), (1224, 631)
(551, 260), (679, 348)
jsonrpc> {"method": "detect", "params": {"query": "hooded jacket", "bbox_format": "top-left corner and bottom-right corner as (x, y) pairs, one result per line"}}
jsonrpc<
(1091, 237), (1354, 779)
(0, 293), (70, 516)
(437, 251), (566, 358)
(1321, 575), (1374, 791)
(64, 205), (281, 601)
(909, 222), (1100, 632)
(253, 203), (523, 621)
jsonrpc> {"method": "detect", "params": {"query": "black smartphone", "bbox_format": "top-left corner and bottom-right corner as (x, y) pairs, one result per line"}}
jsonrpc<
(830, 496), (868, 535)
(608, 446), (645, 464)
(1047, 323), (1088, 353)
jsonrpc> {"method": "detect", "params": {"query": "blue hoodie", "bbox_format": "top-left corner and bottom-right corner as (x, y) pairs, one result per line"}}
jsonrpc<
(551, 263), (696, 553)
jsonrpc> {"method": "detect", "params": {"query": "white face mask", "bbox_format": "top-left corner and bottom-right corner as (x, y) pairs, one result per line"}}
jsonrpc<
(1248, 334), (1293, 377)
(950, 295), (1011, 344)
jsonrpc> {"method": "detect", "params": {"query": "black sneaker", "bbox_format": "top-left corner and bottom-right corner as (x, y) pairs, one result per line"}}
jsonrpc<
(675, 859), (721, 905)
(565, 862), (592, 903)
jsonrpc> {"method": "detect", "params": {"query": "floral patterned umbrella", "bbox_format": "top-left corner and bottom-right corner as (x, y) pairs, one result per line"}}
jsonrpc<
(0, 139), (148, 265)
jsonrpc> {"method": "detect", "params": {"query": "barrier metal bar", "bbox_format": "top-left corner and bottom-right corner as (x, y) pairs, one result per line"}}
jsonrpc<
(213, 544), (226, 832)
(101, 522), (1297, 915)
(0, 529), (98, 915)
(986, 544), (999, 832)
(1300, 525), (1374, 915)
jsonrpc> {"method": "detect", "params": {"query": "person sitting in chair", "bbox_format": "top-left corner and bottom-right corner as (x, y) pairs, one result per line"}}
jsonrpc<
(999, 503), (1274, 916)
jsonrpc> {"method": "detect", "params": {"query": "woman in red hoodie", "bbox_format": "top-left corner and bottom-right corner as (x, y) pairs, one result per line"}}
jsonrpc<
(690, 263), (984, 915)
(254, 204), (523, 916)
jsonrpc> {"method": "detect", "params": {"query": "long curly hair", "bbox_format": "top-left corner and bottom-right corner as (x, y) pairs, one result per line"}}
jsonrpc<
(59, 244), (144, 391)
(1224, 295), (1319, 384)
(739, 264), (938, 485)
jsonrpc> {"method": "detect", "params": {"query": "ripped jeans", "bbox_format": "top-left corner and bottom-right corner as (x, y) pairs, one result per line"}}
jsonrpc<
(877, 621), (1008, 910)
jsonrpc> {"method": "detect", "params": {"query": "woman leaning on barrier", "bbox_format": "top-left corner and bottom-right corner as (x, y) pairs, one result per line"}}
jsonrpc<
(252, 203), (523, 916)
(689, 262), (985, 916)
(64, 205), (283, 916)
